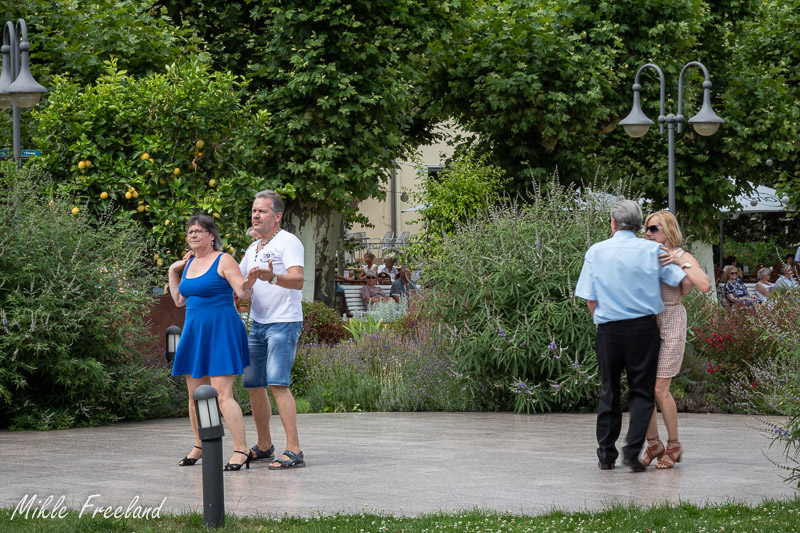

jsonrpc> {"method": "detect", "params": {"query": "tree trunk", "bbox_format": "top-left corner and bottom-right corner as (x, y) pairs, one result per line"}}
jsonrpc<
(284, 206), (343, 307)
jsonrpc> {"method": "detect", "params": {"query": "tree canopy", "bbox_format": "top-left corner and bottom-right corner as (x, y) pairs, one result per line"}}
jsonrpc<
(426, 0), (800, 239)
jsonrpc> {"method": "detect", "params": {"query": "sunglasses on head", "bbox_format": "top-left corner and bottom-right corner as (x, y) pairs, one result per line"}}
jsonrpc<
(645, 225), (661, 233)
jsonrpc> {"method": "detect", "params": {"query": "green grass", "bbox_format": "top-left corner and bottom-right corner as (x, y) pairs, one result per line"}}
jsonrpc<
(2, 498), (800, 532)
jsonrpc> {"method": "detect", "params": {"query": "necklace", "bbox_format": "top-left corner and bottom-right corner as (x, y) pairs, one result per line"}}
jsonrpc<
(257, 228), (281, 253)
(193, 248), (214, 260)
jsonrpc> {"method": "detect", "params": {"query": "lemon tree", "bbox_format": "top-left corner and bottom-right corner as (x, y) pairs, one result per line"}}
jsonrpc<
(32, 58), (276, 269)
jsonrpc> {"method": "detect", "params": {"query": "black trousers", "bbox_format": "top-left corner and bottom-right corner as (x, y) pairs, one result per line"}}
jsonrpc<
(595, 315), (660, 465)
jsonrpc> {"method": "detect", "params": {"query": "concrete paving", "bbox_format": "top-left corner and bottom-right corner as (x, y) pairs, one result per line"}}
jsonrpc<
(0, 412), (797, 518)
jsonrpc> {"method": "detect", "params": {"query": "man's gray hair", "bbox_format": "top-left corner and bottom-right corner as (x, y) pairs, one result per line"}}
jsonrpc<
(255, 190), (284, 215)
(611, 199), (643, 232)
(780, 264), (792, 276)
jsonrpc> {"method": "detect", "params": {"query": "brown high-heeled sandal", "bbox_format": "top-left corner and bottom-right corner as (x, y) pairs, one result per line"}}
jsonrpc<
(656, 440), (682, 469)
(640, 437), (664, 466)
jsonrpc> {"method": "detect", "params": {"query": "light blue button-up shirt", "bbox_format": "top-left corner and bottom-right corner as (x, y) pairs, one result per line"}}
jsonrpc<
(774, 275), (799, 290)
(575, 230), (686, 324)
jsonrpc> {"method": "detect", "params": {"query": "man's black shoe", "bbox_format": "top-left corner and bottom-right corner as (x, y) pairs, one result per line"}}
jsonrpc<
(623, 457), (646, 472)
(598, 461), (615, 470)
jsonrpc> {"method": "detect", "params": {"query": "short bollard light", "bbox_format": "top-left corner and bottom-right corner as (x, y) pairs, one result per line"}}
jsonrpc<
(194, 384), (225, 528)
(165, 325), (181, 363)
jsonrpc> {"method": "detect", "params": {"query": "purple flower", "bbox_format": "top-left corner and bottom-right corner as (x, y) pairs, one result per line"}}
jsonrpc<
(498, 328), (506, 339)
(573, 360), (579, 369)
(520, 342), (526, 347)
(548, 340), (557, 351)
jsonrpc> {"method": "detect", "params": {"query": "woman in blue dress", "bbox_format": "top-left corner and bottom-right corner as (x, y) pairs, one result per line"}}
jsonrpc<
(168, 214), (259, 471)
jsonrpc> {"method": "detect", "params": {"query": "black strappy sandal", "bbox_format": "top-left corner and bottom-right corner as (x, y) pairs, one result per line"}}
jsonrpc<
(179, 445), (202, 466)
(223, 450), (251, 471)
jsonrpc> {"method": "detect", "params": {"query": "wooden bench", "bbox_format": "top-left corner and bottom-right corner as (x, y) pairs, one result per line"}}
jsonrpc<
(341, 283), (393, 317)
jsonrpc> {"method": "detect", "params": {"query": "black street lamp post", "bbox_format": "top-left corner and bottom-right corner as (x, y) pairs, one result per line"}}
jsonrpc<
(0, 19), (47, 168)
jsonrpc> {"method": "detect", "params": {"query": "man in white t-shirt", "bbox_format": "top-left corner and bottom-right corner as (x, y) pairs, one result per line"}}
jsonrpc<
(240, 190), (306, 469)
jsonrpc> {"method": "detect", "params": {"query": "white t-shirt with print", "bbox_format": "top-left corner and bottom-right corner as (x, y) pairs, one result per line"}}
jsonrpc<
(239, 229), (304, 324)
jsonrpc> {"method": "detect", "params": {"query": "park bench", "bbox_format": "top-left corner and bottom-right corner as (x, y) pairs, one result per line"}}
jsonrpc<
(341, 283), (393, 317)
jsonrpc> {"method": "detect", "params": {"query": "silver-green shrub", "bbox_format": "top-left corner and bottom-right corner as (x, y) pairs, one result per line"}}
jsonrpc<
(0, 165), (174, 428)
(420, 178), (635, 412)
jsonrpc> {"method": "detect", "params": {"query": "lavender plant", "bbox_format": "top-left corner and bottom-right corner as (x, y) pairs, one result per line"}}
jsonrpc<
(417, 176), (635, 412)
(297, 331), (475, 412)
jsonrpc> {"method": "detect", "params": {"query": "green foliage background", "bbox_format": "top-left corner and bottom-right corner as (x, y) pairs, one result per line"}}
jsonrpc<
(419, 177), (632, 412)
(0, 167), (178, 429)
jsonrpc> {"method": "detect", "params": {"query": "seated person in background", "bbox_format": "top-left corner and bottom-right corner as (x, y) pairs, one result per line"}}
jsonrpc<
(755, 267), (774, 303)
(390, 265), (417, 303)
(378, 255), (399, 281)
(358, 252), (379, 280)
(785, 254), (800, 279)
(773, 264), (800, 291)
(723, 265), (756, 307)
(361, 270), (392, 305)
(246, 226), (261, 240)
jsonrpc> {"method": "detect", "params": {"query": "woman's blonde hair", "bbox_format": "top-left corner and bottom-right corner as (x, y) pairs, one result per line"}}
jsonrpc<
(723, 264), (741, 281)
(645, 210), (683, 249)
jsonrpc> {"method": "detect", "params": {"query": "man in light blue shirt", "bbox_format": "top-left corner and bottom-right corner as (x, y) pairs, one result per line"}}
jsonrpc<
(773, 264), (799, 291)
(575, 200), (687, 472)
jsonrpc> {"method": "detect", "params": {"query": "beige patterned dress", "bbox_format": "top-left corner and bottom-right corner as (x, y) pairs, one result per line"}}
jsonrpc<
(655, 248), (687, 378)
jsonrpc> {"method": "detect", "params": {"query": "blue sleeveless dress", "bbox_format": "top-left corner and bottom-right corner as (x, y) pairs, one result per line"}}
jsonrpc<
(171, 254), (250, 378)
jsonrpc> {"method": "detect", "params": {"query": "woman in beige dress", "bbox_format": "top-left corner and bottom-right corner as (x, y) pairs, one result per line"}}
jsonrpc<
(640, 211), (711, 468)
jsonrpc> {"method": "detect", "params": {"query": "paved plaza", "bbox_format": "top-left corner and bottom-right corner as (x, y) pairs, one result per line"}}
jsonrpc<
(0, 412), (796, 518)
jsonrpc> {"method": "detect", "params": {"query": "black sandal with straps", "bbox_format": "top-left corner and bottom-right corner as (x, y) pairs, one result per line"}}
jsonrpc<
(179, 445), (202, 466)
(223, 450), (251, 471)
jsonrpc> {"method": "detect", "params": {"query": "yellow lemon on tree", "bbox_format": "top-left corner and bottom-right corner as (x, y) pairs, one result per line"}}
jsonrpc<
(154, 253), (161, 261)
(100, 192), (108, 200)
(156, 259), (164, 267)
(159, 178), (167, 185)
(196, 140), (205, 150)
(173, 168), (181, 176)
(71, 207), (79, 214)
(125, 191), (132, 199)
(213, 212), (220, 219)
(140, 152), (150, 161)
(208, 179), (217, 188)
(165, 219), (170, 226)
(137, 205), (145, 213)
(85, 160), (92, 168)
(227, 246), (234, 254)
(77, 161), (86, 170)
(132, 191), (139, 198)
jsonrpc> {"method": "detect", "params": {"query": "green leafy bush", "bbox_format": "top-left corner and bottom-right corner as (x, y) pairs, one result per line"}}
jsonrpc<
(721, 238), (785, 270)
(299, 300), (351, 346)
(419, 177), (632, 412)
(0, 166), (176, 429)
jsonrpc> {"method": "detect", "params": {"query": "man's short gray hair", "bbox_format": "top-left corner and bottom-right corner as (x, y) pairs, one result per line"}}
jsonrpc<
(255, 190), (284, 215)
(611, 199), (643, 232)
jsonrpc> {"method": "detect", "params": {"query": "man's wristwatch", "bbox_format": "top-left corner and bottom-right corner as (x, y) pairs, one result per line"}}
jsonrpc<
(682, 262), (692, 269)
(270, 274), (279, 285)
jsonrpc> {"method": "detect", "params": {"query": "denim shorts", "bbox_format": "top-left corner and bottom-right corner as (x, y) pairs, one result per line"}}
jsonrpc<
(242, 321), (303, 388)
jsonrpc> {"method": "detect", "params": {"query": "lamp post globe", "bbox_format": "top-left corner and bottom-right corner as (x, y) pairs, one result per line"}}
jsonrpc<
(0, 19), (47, 168)
(620, 61), (723, 213)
